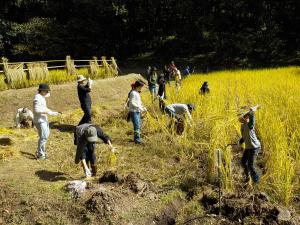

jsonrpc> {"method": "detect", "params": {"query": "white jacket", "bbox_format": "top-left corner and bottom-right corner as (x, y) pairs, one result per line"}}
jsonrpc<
(15, 108), (34, 127)
(33, 93), (49, 123)
(128, 90), (146, 113)
(166, 104), (192, 122)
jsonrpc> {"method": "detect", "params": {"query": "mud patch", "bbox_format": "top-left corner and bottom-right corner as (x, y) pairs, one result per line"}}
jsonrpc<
(124, 172), (152, 194)
(148, 197), (184, 225)
(0, 136), (13, 146)
(201, 191), (296, 224)
(85, 187), (117, 217)
(99, 171), (122, 183)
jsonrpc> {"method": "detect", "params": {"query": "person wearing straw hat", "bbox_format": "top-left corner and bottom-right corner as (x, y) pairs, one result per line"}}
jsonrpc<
(77, 75), (93, 125)
(74, 123), (116, 178)
(33, 83), (60, 160)
(238, 105), (261, 183)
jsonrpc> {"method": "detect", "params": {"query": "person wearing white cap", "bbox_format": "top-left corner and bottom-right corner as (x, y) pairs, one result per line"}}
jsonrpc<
(77, 75), (93, 125)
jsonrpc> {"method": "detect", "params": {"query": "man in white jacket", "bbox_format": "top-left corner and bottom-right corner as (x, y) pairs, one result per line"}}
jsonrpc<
(128, 80), (147, 144)
(33, 84), (60, 160)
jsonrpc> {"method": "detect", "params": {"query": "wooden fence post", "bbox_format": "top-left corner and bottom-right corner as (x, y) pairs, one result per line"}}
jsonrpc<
(110, 57), (118, 76)
(2, 57), (10, 83)
(66, 55), (76, 75)
(89, 56), (99, 77)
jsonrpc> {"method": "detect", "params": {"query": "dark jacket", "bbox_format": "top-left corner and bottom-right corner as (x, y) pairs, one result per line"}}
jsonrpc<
(158, 76), (166, 99)
(77, 84), (92, 108)
(74, 123), (111, 164)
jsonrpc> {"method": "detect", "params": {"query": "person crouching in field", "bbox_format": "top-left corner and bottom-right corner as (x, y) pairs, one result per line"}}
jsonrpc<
(74, 123), (115, 178)
(164, 103), (195, 134)
(33, 84), (60, 160)
(199, 81), (210, 95)
(15, 107), (34, 128)
(128, 80), (147, 144)
(77, 75), (93, 125)
(238, 105), (261, 183)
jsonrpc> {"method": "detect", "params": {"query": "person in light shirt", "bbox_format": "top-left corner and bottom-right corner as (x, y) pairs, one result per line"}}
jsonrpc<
(15, 107), (34, 128)
(128, 80), (147, 144)
(33, 83), (60, 160)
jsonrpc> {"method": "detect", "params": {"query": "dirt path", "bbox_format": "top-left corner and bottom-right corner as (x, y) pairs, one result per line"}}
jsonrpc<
(0, 74), (145, 127)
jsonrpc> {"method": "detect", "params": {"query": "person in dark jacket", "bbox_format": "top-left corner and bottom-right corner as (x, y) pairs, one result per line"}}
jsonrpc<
(199, 81), (210, 95)
(163, 65), (171, 85)
(157, 74), (167, 112)
(74, 123), (115, 178)
(77, 75), (93, 125)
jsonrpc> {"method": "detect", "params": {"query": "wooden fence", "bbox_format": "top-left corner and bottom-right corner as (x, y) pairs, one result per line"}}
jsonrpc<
(0, 56), (118, 86)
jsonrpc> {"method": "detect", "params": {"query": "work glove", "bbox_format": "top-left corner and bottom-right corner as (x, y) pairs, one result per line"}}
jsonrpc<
(48, 111), (60, 116)
(88, 78), (93, 88)
(250, 105), (261, 113)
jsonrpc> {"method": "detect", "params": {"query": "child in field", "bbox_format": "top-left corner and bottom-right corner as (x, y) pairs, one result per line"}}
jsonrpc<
(238, 105), (261, 183)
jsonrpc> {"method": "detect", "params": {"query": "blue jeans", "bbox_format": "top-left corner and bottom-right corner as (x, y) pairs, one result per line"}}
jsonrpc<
(35, 121), (50, 158)
(130, 111), (141, 143)
(241, 148), (260, 183)
(149, 85), (157, 95)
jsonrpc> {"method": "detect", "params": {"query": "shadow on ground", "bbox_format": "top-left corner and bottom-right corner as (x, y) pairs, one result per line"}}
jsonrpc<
(20, 151), (36, 160)
(50, 122), (75, 133)
(35, 170), (69, 182)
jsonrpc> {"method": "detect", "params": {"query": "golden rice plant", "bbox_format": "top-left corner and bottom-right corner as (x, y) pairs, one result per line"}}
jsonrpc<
(142, 66), (300, 205)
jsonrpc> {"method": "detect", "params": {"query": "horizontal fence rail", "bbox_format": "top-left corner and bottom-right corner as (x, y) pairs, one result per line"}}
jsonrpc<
(0, 56), (119, 89)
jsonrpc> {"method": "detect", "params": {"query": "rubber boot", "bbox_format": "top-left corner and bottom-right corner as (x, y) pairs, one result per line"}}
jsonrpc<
(91, 164), (97, 177)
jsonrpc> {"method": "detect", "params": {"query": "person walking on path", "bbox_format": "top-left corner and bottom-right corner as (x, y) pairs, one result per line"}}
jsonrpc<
(15, 107), (34, 128)
(238, 105), (261, 183)
(148, 67), (158, 101)
(77, 75), (93, 125)
(128, 80), (147, 144)
(199, 81), (210, 95)
(33, 84), (60, 160)
(74, 123), (116, 178)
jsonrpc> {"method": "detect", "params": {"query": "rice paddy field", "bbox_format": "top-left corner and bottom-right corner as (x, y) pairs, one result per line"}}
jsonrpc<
(143, 66), (300, 206)
(0, 68), (299, 224)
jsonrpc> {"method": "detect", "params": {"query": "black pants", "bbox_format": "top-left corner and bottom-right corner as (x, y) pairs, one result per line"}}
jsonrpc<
(81, 143), (96, 166)
(241, 148), (260, 183)
(79, 105), (92, 125)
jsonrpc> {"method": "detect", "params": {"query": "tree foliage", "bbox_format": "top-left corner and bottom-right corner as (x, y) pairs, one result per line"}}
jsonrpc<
(0, 0), (299, 68)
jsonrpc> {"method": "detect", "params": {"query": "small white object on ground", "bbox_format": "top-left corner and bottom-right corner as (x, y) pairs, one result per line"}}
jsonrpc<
(65, 180), (87, 198)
